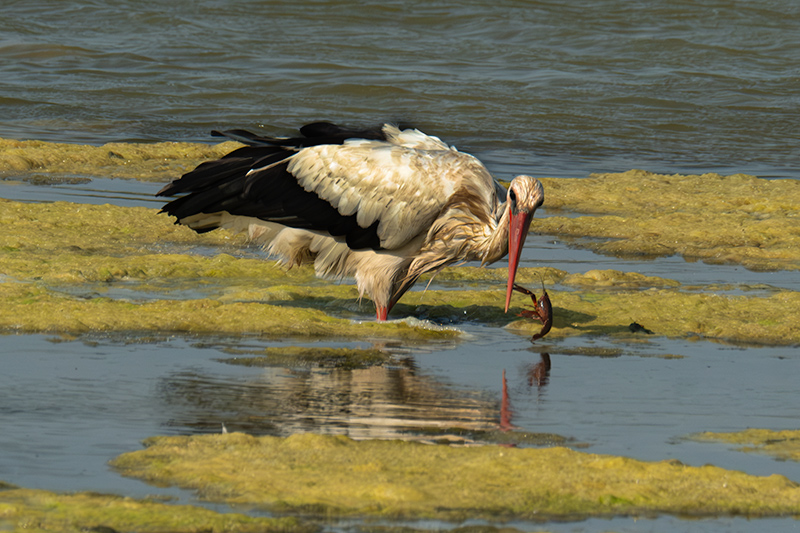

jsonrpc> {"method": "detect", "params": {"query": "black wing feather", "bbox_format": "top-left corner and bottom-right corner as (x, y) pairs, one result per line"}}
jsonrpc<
(158, 122), (391, 250)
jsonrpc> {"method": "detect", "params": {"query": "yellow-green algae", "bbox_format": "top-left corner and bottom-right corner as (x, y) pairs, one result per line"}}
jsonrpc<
(111, 432), (800, 520)
(506, 287), (800, 345)
(343, 527), (544, 533)
(0, 198), (461, 339)
(0, 483), (312, 533)
(4, 139), (800, 271)
(3, 198), (800, 343)
(560, 269), (680, 290)
(0, 137), (241, 181)
(693, 429), (800, 463)
(537, 170), (800, 271)
(6, 137), (800, 273)
(0, 283), (458, 340)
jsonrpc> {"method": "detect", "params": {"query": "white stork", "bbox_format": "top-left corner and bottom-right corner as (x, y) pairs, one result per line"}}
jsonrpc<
(158, 122), (544, 321)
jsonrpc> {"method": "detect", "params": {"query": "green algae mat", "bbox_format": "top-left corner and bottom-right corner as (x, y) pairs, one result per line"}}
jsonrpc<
(3, 136), (800, 272)
(0, 137), (240, 181)
(693, 429), (800, 463)
(110, 432), (800, 521)
(0, 484), (313, 533)
(0, 198), (461, 340)
(1, 196), (800, 343)
(3, 138), (800, 343)
(538, 170), (800, 272)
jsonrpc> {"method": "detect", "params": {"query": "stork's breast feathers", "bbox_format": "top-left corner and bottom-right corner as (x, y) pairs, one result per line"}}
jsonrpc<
(286, 142), (485, 250)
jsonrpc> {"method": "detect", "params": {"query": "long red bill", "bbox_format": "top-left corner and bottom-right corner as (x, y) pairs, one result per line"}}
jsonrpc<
(505, 211), (531, 312)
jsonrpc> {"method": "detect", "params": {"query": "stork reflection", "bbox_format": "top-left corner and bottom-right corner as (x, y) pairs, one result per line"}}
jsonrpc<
(499, 353), (552, 432)
(499, 369), (515, 432)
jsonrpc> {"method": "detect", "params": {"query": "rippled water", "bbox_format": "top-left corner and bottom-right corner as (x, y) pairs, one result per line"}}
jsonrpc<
(2, 0), (799, 178)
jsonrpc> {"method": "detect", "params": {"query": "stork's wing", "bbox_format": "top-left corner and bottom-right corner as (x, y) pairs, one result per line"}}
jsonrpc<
(283, 139), (497, 248)
(159, 123), (498, 251)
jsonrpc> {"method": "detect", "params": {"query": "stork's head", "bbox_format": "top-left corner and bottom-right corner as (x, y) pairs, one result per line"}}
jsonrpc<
(505, 175), (544, 313)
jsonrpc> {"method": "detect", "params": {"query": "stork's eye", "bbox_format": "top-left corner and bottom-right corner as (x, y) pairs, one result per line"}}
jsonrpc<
(509, 188), (518, 213)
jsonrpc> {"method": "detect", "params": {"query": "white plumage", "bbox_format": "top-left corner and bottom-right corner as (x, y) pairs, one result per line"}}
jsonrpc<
(159, 122), (544, 320)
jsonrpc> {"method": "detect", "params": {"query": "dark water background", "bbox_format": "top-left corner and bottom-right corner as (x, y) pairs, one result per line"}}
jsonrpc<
(1, 0), (798, 179)
(2, 2), (800, 532)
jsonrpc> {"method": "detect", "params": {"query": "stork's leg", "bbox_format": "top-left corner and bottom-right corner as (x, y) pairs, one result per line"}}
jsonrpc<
(376, 300), (397, 321)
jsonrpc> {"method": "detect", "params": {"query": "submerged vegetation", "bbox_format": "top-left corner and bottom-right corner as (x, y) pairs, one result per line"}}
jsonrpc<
(220, 345), (396, 370)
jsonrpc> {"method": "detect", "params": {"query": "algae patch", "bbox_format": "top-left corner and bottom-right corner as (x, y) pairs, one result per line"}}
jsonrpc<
(561, 269), (680, 290)
(0, 198), (461, 340)
(0, 282), (457, 340)
(0, 484), (312, 533)
(537, 170), (800, 271)
(506, 287), (800, 345)
(3, 198), (800, 344)
(0, 137), (241, 181)
(693, 429), (800, 462)
(112, 432), (800, 521)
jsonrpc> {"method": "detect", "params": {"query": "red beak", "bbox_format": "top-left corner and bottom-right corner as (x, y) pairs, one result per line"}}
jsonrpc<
(505, 210), (531, 312)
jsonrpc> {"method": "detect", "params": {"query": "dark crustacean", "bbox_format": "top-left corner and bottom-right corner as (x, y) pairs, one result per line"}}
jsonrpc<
(513, 281), (553, 341)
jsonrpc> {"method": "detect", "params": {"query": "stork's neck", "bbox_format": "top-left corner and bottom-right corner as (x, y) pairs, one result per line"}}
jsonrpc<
(479, 200), (511, 266)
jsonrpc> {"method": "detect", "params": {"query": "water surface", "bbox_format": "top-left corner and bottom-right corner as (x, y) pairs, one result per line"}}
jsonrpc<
(2, 2), (800, 531)
(2, 330), (799, 533)
(1, 0), (798, 179)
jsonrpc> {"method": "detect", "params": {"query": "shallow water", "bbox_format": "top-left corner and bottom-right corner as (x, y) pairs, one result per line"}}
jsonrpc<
(2, 331), (800, 532)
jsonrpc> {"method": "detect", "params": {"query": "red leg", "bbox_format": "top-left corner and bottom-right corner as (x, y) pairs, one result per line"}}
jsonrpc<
(376, 305), (389, 322)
